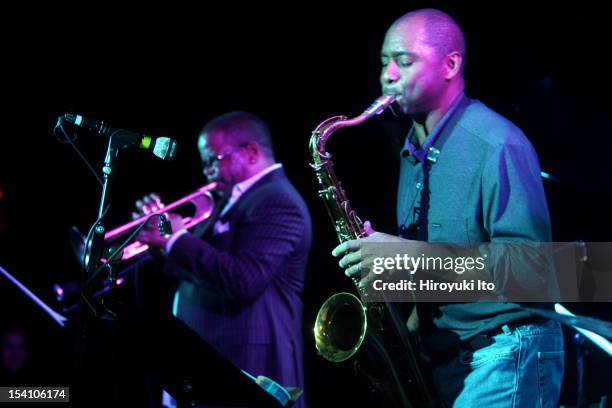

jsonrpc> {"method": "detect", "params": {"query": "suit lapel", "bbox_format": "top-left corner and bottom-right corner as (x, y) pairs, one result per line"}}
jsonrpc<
(193, 168), (285, 238)
(193, 192), (229, 239)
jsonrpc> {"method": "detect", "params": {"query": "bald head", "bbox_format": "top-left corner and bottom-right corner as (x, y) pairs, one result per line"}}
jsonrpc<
(380, 8), (466, 126)
(391, 8), (466, 71)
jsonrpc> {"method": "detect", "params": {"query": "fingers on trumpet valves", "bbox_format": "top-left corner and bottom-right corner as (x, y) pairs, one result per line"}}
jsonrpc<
(143, 193), (159, 212)
(135, 199), (149, 215)
(146, 193), (164, 211)
(135, 193), (165, 217)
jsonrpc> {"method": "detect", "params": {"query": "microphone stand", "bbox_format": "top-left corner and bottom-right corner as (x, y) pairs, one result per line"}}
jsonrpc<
(55, 119), (177, 405)
(82, 134), (125, 318)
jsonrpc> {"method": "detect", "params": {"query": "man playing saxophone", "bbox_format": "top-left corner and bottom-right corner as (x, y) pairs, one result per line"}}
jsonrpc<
(332, 8), (564, 407)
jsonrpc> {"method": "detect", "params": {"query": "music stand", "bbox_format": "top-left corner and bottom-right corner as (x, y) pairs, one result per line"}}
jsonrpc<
(72, 307), (293, 407)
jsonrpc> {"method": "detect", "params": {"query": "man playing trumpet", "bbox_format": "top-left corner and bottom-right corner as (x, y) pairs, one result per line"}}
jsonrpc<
(137, 111), (312, 408)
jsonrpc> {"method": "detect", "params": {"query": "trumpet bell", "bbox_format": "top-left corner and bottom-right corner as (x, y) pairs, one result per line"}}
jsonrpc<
(314, 291), (367, 362)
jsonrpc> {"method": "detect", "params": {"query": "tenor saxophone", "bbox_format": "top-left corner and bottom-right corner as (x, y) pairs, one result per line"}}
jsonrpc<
(309, 96), (435, 407)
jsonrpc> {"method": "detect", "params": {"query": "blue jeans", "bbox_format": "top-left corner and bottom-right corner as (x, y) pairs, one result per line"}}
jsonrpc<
(431, 320), (564, 407)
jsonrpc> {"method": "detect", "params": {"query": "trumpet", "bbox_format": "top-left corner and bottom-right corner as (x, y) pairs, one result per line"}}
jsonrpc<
(105, 181), (218, 261)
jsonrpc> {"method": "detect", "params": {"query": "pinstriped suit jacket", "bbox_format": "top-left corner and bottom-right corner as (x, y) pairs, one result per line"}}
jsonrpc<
(165, 168), (311, 406)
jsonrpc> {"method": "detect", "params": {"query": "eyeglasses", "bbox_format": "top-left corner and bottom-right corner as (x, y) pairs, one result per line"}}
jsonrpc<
(202, 144), (247, 169)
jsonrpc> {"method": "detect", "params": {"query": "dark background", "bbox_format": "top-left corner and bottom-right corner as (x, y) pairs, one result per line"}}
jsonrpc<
(1, 2), (611, 406)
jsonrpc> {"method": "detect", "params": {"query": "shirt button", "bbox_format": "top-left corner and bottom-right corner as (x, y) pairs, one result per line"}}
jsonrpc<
(416, 182), (422, 189)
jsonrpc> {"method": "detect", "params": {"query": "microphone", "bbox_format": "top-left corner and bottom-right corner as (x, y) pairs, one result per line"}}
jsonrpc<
(60, 114), (177, 160)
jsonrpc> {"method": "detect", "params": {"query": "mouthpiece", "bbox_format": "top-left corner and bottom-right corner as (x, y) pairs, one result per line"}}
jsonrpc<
(363, 95), (396, 116)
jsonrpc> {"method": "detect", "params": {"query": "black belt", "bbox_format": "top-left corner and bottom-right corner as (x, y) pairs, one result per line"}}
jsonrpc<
(417, 335), (494, 366)
(417, 316), (550, 365)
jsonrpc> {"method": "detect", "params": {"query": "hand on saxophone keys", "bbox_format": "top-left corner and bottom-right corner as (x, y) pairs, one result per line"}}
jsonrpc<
(331, 221), (417, 289)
